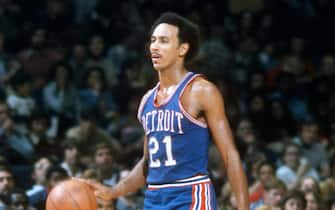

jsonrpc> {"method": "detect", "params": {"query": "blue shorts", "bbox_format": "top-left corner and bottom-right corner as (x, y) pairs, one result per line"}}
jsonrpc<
(144, 175), (217, 210)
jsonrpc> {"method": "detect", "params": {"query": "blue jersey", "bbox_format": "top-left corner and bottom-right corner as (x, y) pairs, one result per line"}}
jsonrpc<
(138, 72), (211, 184)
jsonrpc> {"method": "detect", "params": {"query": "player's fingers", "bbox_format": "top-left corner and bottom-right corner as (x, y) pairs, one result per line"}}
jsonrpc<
(95, 190), (113, 201)
(72, 177), (113, 200)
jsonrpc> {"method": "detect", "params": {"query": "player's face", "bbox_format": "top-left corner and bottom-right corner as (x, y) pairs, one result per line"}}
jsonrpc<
(150, 23), (184, 71)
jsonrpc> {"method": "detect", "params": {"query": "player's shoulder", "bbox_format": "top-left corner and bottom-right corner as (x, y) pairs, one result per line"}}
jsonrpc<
(137, 87), (156, 120)
(189, 75), (219, 96)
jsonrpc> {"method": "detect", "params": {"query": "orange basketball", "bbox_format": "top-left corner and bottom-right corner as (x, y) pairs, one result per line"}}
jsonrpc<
(46, 179), (97, 210)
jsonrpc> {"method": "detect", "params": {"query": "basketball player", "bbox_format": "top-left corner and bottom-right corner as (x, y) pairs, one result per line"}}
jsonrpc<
(79, 12), (249, 209)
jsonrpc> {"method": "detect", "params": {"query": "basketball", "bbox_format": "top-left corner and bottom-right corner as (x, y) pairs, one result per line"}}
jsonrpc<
(46, 179), (97, 210)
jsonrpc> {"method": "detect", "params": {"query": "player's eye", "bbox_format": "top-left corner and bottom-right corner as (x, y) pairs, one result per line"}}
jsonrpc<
(150, 37), (156, 43)
(161, 38), (169, 43)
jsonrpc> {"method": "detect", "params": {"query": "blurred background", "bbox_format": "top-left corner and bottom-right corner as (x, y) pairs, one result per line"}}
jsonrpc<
(0, 0), (335, 209)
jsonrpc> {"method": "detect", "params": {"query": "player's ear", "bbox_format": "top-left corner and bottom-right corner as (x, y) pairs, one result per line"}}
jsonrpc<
(179, 43), (190, 57)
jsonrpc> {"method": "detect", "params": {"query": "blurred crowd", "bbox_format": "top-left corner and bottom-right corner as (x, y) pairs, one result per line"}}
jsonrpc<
(0, 0), (335, 209)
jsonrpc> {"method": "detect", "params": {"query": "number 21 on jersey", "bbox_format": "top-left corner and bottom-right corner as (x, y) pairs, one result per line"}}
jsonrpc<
(149, 136), (176, 167)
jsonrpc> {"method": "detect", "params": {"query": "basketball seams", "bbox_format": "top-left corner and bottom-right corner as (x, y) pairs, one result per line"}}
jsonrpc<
(62, 184), (83, 210)
(81, 183), (93, 210)
(46, 180), (97, 210)
(49, 196), (60, 210)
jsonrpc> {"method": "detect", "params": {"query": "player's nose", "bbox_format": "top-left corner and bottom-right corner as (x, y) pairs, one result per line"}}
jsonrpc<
(150, 41), (160, 52)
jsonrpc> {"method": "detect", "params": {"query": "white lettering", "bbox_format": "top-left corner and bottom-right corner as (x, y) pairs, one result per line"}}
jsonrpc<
(163, 110), (170, 131)
(145, 112), (151, 134)
(141, 110), (184, 134)
(170, 110), (175, 132)
(141, 116), (148, 133)
(175, 112), (184, 134)
(151, 110), (157, 132)
(157, 110), (164, 131)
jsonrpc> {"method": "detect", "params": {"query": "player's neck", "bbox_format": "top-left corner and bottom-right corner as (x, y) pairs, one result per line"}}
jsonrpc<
(157, 66), (188, 88)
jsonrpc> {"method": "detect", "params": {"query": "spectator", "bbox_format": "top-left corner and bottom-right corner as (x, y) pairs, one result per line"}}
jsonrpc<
(276, 143), (319, 190)
(235, 117), (260, 155)
(293, 119), (330, 178)
(45, 166), (68, 190)
(250, 178), (286, 210)
(93, 143), (119, 187)
(320, 156), (335, 202)
(235, 117), (276, 163)
(249, 161), (276, 203)
(0, 100), (34, 164)
(7, 72), (35, 128)
(10, 188), (36, 210)
(18, 28), (58, 85)
(60, 139), (84, 177)
(244, 151), (267, 192)
(268, 53), (314, 121)
(68, 42), (88, 87)
(246, 94), (271, 142)
(78, 66), (118, 126)
(304, 190), (324, 210)
(26, 157), (52, 210)
(267, 98), (295, 143)
(298, 177), (321, 195)
(66, 108), (121, 163)
(85, 34), (118, 86)
(43, 61), (78, 124)
(28, 111), (55, 158)
(0, 165), (15, 208)
(280, 190), (306, 210)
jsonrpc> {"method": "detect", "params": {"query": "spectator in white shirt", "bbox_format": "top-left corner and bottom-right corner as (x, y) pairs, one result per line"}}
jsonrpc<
(276, 143), (319, 190)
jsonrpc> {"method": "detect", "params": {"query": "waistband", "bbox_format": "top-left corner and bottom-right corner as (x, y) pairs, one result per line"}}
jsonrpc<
(147, 175), (210, 189)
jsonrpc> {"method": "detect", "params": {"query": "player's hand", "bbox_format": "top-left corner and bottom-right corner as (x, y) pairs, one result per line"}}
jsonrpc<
(73, 178), (116, 201)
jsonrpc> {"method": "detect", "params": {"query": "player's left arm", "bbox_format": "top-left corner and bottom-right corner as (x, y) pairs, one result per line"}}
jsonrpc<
(195, 79), (249, 210)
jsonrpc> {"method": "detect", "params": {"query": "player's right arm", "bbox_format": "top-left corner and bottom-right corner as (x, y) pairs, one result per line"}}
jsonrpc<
(80, 136), (148, 201)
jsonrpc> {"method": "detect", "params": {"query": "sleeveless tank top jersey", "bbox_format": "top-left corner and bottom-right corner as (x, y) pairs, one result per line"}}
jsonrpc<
(138, 72), (211, 184)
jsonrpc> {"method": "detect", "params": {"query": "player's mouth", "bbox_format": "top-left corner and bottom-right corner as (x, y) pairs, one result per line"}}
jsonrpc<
(151, 53), (162, 63)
